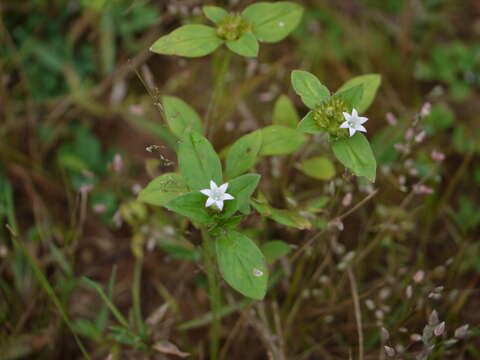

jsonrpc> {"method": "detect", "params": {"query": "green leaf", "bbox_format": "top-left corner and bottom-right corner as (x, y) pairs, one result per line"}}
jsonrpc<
(138, 173), (188, 207)
(332, 133), (376, 182)
(299, 156), (336, 180)
(259, 125), (306, 156)
(150, 25), (223, 57)
(337, 74), (381, 114)
(242, 2), (304, 43)
(225, 131), (263, 179)
(291, 70), (330, 109)
(223, 174), (261, 217)
(269, 208), (311, 229)
(203, 6), (228, 24)
(272, 95), (300, 128)
(334, 84), (364, 111)
(251, 197), (311, 230)
(216, 231), (268, 299)
(178, 131), (222, 191)
(226, 32), (259, 57)
(261, 241), (292, 264)
(297, 111), (323, 133)
(165, 192), (215, 224)
(162, 96), (203, 137)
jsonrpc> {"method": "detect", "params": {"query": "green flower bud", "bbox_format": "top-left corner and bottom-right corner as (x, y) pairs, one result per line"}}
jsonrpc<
(216, 14), (252, 41)
(312, 97), (349, 140)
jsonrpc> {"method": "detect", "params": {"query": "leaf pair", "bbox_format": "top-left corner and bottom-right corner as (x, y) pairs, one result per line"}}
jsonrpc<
(291, 70), (380, 181)
(151, 2), (304, 58)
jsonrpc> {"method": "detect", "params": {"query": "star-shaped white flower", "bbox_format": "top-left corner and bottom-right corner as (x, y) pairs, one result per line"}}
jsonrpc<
(340, 108), (368, 137)
(200, 180), (235, 211)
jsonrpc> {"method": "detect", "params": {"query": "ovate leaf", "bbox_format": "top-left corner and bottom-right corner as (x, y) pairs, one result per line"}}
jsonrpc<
(299, 156), (335, 180)
(225, 131), (263, 179)
(297, 111), (323, 133)
(337, 74), (381, 114)
(178, 131), (222, 191)
(226, 32), (259, 57)
(334, 84), (364, 111)
(162, 96), (203, 137)
(259, 125), (306, 156)
(203, 6), (228, 24)
(150, 25), (223, 57)
(216, 231), (268, 299)
(291, 70), (330, 109)
(261, 241), (292, 264)
(332, 133), (376, 182)
(272, 95), (299, 128)
(223, 174), (261, 217)
(269, 208), (311, 229)
(242, 2), (304, 43)
(165, 192), (215, 224)
(138, 173), (188, 206)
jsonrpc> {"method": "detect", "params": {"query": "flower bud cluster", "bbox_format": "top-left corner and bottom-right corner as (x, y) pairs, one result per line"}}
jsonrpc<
(216, 14), (252, 41)
(312, 96), (349, 140)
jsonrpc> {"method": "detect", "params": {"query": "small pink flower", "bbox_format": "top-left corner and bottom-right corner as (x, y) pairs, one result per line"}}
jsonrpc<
(413, 270), (425, 283)
(113, 154), (124, 173)
(431, 150), (445, 162)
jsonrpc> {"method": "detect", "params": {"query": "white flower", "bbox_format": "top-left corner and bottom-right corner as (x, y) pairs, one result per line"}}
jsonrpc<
(200, 180), (234, 211)
(340, 108), (368, 137)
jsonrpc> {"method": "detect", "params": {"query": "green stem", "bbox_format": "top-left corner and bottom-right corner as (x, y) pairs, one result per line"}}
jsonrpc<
(205, 49), (232, 137)
(132, 256), (146, 336)
(201, 228), (221, 360)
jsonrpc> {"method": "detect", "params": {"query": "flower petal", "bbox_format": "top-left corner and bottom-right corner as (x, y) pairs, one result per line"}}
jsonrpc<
(340, 121), (350, 129)
(349, 127), (356, 137)
(200, 189), (212, 196)
(210, 180), (218, 190)
(342, 112), (351, 121)
(215, 200), (224, 211)
(358, 116), (368, 124)
(357, 124), (367, 133)
(352, 108), (358, 117)
(206, 197), (216, 207)
(219, 183), (229, 193)
(223, 193), (234, 200)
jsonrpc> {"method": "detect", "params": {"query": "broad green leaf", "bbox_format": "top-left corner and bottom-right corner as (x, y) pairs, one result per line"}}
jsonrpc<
(216, 231), (268, 299)
(251, 197), (311, 230)
(337, 74), (381, 114)
(223, 174), (261, 217)
(165, 192), (215, 224)
(272, 95), (300, 128)
(291, 70), (330, 109)
(150, 25), (223, 57)
(261, 241), (292, 264)
(162, 96), (203, 137)
(297, 111), (323, 133)
(269, 208), (311, 229)
(306, 197), (329, 212)
(334, 84), (364, 111)
(178, 131), (222, 191)
(259, 125), (306, 156)
(332, 133), (376, 182)
(242, 2), (304, 43)
(299, 156), (335, 180)
(225, 131), (263, 179)
(203, 6), (228, 24)
(226, 32), (259, 57)
(138, 173), (188, 206)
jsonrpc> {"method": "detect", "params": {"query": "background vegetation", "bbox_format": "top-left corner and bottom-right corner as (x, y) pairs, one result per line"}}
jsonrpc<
(1, 0), (479, 359)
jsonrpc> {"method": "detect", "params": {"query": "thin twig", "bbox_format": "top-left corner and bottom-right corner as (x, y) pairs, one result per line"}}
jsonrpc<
(347, 267), (364, 360)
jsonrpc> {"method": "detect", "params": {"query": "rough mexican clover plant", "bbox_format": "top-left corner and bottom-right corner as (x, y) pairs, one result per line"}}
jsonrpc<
(140, 1), (380, 310)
